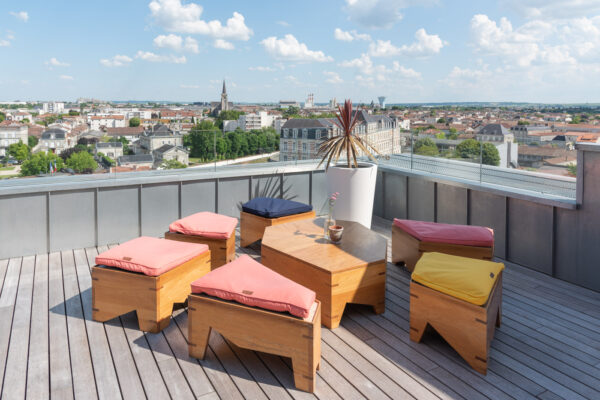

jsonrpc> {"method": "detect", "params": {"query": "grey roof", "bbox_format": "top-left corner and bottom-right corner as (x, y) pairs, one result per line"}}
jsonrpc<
(41, 129), (66, 139)
(478, 124), (511, 136)
(154, 144), (189, 154)
(282, 119), (331, 129)
(353, 110), (393, 124)
(118, 154), (153, 164)
(96, 142), (123, 148)
(143, 124), (175, 137)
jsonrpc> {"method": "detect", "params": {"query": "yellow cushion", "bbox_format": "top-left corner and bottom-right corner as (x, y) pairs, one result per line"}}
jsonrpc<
(412, 252), (504, 306)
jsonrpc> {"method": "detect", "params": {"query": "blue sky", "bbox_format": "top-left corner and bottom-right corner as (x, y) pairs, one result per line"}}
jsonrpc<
(2, 0), (600, 103)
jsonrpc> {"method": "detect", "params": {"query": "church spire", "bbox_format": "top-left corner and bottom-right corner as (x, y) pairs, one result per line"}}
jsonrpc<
(222, 80), (226, 95)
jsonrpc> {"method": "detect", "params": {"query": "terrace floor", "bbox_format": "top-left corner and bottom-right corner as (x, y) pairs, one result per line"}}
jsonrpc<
(1, 217), (600, 400)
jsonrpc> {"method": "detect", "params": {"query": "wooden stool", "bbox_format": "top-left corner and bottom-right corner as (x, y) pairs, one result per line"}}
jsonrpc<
(409, 252), (504, 374)
(187, 254), (321, 392)
(392, 219), (494, 272)
(92, 237), (211, 333)
(240, 197), (315, 247)
(166, 212), (238, 269)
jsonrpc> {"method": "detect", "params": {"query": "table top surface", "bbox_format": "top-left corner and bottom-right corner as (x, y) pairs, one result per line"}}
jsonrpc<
(262, 218), (387, 274)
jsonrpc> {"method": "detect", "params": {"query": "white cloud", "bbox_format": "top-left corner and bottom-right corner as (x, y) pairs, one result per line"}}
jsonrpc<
(180, 84), (201, 89)
(0, 39), (9, 47)
(277, 21), (290, 27)
(214, 39), (234, 50)
(100, 54), (133, 67)
(261, 34), (333, 62)
(343, 0), (436, 29)
(503, 0), (600, 19)
(442, 65), (493, 88)
(334, 28), (371, 42)
(369, 28), (445, 57)
(324, 71), (343, 84)
(45, 57), (70, 67)
(135, 51), (187, 63)
(59, 75), (74, 81)
(10, 11), (28, 22)
(339, 53), (421, 83)
(148, 0), (252, 40)
(249, 66), (276, 72)
(153, 34), (199, 53)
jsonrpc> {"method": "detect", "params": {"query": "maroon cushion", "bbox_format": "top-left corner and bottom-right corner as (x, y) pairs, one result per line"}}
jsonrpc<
(393, 219), (494, 247)
(190, 255), (316, 318)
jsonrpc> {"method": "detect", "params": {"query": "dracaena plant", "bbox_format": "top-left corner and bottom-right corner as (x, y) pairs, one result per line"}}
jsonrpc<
(317, 99), (380, 170)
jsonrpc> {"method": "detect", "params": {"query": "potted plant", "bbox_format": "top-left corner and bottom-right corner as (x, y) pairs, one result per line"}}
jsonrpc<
(317, 99), (380, 228)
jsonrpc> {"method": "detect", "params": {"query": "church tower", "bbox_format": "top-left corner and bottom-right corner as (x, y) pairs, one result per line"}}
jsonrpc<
(221, 80), (229, 112)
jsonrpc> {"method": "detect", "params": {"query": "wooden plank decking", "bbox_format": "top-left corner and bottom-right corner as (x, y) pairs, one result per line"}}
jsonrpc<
(1, 216), (599, 399)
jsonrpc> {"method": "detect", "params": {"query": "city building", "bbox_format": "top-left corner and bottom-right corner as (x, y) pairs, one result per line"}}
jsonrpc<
(476, 124), (519, 168)
(153, 144), (189, 166)
(95, 142), (124, 159)
(39, 128), (70, 154)
(0, 121), (28, 157)
(304, 93), (314, 109)
(117, 154), (154, 169)
(238, 111), (277, 131)
(105, 126), (145, 142)
(138, 124), (183, 154)
(88, 115), (127, 130)
(510, 125), (553, 143)
(210, 80), (232, 117)
(279, 100), (299, 109)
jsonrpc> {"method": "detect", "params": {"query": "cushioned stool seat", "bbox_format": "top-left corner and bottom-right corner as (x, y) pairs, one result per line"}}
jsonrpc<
(188, 255), (321, 392)
(92, 237), (211, 332)
(392, 219), (494, 272)
(410, 252), (504, 375)
(240, 197), (315, 247)
(165, 212), (238, 268)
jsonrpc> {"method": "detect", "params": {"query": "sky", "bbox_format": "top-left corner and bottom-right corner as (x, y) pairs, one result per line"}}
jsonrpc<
(2, 0), (600, 104)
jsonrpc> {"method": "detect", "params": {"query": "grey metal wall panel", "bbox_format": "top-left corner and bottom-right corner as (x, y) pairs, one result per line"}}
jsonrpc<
(383, 172), (407, 220)
(0, 193), (47, 259)
(97, 186), (139, 245)
(554, 208), (579, 285)
(251, 175), (281, 200)
(49, 190), (95, 252)
(181, 180), (216, 217)
(373, 171), (384, 218)
(507, 198), (553, 274)
(470, 190), (506, 259)
(311, 171), (328, 215)
(218, 178), (249, 218)
(407, 177), (434, 222)
(141, 183), (179, 237)
(436, 184), (467, 225)
(283, 173), (310, 205)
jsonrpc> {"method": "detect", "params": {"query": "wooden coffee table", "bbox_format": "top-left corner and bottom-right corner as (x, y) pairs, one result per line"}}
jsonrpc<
(261, 218), (387, 329)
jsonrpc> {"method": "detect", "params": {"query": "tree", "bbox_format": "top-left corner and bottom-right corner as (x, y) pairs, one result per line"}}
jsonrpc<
(115, 136), (132, 154)
(59, 145), (89, 161)
(66, 151), (97, 173)
(7, 141), (30, 162)
(129, 117), (141, 127)
(215, 110), (244, 129)
(161, 159), (187, 169)
(0, 112), (5, 122)
(283, 106), (301, 118)
(22, 118), (30, 124)
(455, 139), (481, 159)
(20, 152), (64, 176)
(414, 138), (439, 156)
(28, 136), (39, 148)
(517, 120), (530, 125)
(482, 143), (500, 166)
(437, 117), (446, 124)
(567, 163), (577, 176)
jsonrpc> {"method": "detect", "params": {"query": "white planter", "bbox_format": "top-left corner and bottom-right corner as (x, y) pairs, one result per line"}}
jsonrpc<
(326, 163), (378, 229)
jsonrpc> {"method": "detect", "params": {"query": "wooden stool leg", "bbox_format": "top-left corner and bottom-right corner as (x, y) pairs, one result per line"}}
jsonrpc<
(136, 308), (171, 333)
(409, 312), (429, 343)
(372, 301), (385, 315)
(189, 323), (212, 359)
(292, 356), (316, 393)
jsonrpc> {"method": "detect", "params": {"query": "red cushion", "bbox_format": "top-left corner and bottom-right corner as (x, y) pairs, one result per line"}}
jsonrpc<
(95, 236), (209, 276)
(190, 255), (316, 319)
(169, 212), (238, 239)
(393, 219), (494, 247)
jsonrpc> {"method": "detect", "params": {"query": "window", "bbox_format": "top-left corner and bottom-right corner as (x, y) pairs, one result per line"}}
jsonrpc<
(302, 143), (307, 153)
(315, 129), (321, 139)
(302, 129), (307, 139)
(292, 142), (296, 152)
(293, 129), (298, 138)
(283, 128), (288, 138)
(283, 142), (288, 152)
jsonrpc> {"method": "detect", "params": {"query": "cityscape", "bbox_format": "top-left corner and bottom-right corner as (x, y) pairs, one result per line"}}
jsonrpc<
(1, 1), (600, 400)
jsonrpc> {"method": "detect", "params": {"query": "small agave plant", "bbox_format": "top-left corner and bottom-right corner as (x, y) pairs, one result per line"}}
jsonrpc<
(317, 99), (381, 170)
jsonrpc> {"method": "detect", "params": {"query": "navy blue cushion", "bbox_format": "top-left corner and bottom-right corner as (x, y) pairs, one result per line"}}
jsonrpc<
(242, 197), (313, 219)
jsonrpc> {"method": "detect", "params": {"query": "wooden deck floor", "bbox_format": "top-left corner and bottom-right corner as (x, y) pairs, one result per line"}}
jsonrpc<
(1, 217), (600, 399)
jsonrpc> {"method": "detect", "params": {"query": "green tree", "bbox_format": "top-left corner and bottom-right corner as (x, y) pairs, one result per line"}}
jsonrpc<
(161, 159), (187, 169)
(115, 136), (132, 154)
(0, 112), (5, 122)
(414, 138), (439, 156)
(482, 143), (500, 166)
(66, 151), (97, 173)
(570, 115), (582, 124)
(283, 106), (301, 118)
(567, 163), (577, 176)
(215, 110), (244, 129)
(517, 120), (530, 125)
(455, 139), (481, 159)
(22, 118), (30, 124)
(448, 127), (457, 134)
(437, 117), (446, 124)
(28, 136), (39, 148)
(68, 110), (80, 116)
(8, 141), (30, 162)
(129, 117), (141, 127)
(20, 152), (64, 176)
(435, 132), (446, 139)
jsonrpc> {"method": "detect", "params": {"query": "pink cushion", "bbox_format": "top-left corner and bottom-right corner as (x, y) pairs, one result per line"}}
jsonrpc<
(190, 255), (316, 319)
(169, 212), (238, 239)
(95, 236), (209, 276)
(393, 219), (494, 247)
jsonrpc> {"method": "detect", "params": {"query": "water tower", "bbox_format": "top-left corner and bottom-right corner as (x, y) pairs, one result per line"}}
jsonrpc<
(378, 96), (386, 108)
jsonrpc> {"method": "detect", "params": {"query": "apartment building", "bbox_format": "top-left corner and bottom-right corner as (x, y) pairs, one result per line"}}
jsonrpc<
(88, 115), (127, 130)
(137, 124), (183, 154)
(0, 122), (28, 157)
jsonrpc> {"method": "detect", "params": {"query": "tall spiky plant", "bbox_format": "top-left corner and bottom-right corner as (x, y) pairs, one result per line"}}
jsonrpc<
(317, 99), (380, 170)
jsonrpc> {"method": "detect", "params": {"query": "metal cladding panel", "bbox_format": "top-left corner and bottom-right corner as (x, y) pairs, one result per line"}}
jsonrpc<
(251, 174), (281, 200)
(283, 173), (310, 205)
(97, 186), (139, 245)
(311, 171), (328, 215)
(407, 177), (435, 222)
(373, 170), (384, 218)
(218, 178), (249, 218)
(383, 172), (407, 220)
(508, 198), (553, 275)
(0, 193), (47, 259)
(182, 180), (216, 217)
(436, 184), (468, 225)
(49, 190), (95, 252)
(554, 207), (579, 285)
(470, 190), (506, 259)
(141, 183), (179, 237)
